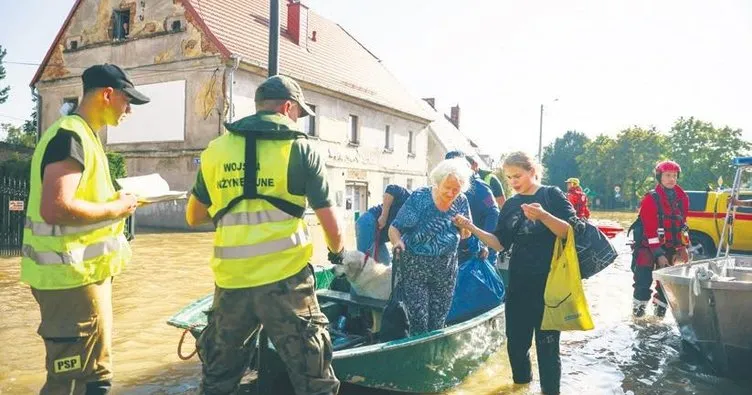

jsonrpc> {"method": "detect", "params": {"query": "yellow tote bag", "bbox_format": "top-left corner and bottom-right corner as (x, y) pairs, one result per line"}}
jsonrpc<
(540, 226), (595, 331)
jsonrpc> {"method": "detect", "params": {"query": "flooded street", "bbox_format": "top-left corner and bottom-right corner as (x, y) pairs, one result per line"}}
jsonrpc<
(1, 217), (751, 394)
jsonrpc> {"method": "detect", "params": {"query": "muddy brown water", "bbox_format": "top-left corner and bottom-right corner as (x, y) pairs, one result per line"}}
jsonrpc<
(1, 216), (750, 394)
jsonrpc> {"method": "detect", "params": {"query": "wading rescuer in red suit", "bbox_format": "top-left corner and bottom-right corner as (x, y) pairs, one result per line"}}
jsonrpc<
(565, 178), (590, 219)
(632, 160), (690, 318)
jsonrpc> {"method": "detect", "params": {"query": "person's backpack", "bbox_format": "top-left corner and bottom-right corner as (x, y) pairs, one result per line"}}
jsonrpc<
(542, 186), (618, 279)
(627, 190), (661, 270)
(627, 218), (644, 251)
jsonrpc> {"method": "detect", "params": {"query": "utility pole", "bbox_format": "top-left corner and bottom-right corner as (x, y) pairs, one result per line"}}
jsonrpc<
(268, 0), (280, 76)
(258, 2), (281, 392)
(537, 99), (558, 161)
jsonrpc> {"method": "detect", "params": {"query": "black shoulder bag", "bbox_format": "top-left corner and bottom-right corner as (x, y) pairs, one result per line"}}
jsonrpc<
(543, 186), (618, 279)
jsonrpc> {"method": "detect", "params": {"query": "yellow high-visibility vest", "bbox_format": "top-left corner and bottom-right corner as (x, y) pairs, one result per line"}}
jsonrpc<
(201, 123), (312, 288)
(21, 115), (130, 290)
(483, 173), (494, 185)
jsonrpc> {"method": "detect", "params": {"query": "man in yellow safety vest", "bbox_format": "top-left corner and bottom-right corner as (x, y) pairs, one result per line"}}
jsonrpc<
(21, 63), (150, 394)
(186, 75), (344, 395)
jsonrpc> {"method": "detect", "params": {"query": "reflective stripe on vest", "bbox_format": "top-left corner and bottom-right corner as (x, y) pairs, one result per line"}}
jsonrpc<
(483, 173), (493, 185)
(22, 234), (128, 265)
(24, 216), (122, 236)
(214, 229), (307, 259)
(217, 209), (294, 227)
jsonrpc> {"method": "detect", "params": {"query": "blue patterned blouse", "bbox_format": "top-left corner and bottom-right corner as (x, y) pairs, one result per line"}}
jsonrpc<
(391, 186), (471, 256)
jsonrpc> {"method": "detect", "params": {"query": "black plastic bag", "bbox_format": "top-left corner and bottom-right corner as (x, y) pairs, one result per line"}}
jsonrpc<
(379, 247), (410, 341)
(575, 222), (618, 279)
(380, 298), (410, 341)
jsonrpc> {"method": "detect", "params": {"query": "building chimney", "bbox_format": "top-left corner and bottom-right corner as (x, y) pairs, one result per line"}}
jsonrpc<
(449, 105), (460, 129)
(287, 0), (309, 46)
(423, 97), (436, 109)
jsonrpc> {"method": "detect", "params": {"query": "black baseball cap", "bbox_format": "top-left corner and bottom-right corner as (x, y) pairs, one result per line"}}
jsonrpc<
(81, 64), (150, 105)
(255, 75), (315, 117)
(445, 150), (478, 166)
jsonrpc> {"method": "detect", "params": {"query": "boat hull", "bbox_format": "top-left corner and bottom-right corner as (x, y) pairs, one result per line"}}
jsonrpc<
(331, 304), (506, 393)
(654, 256), (752, 378)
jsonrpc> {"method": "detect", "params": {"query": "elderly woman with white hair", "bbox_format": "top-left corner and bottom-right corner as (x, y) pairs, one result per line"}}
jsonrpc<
(388, 158), (473, 334)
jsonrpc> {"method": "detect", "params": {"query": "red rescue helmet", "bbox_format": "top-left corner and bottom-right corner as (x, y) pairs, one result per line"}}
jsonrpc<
(655, 160), (681, 181)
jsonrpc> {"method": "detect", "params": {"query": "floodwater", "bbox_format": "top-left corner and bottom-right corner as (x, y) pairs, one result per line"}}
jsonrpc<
(1, 216), (750, 395)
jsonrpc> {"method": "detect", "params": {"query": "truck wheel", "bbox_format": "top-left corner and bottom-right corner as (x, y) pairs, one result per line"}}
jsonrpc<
(689, 232), (715, 260)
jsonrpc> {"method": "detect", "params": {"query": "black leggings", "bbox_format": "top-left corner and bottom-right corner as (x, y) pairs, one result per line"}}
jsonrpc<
(505, 271), (561, 395)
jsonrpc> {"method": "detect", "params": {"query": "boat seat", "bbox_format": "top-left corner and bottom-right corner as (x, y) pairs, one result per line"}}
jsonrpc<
(317, 289), (388, 310)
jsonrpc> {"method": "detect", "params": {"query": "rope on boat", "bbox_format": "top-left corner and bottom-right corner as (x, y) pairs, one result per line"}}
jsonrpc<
(177, 325), (200, 360)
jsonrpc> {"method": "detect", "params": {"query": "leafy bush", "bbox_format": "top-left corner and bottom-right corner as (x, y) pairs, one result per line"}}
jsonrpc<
(106, 151), (127, 189)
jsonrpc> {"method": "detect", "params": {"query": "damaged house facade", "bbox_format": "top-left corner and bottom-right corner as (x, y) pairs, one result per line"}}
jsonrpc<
(31, 0), (481, 244)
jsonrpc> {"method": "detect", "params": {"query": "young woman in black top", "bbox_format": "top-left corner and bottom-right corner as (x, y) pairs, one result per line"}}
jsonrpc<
(453, 151), (581, 395)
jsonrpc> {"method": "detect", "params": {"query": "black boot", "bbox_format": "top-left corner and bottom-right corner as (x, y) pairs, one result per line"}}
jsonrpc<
(632, 299), (647, 318)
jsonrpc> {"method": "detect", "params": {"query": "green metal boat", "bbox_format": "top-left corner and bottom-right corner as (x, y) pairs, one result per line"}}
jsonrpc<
(324, 302), (505, 393)
(167, 266), (506, 393)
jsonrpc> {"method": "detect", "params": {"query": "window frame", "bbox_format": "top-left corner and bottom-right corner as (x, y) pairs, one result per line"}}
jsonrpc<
(298, 104), (317, 137)
(112, 9), (131, 41)
(407, 130), (415, 156)
(384, 124), (393, 151)
(348, 114), (359, 145)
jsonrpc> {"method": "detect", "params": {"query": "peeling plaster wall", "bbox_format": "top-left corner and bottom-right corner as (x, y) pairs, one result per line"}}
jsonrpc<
(39, 0), (220, 83)
(35, 0), (226, 195)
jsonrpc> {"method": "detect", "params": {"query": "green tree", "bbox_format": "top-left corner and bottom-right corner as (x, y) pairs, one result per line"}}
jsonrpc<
(0, 45), (9, 104)
(24, 95), (38, 136)
(577, 134), (617, 207)
(541, 130), (590, 188)
(0, 154), (31, 178)
(611, 127), (666, 205)
(2, 122), (36, 148)
(667, 117), (750, 191)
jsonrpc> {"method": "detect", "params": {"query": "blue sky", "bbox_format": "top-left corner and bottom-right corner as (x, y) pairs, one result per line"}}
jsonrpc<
(2, 0), (751, 157)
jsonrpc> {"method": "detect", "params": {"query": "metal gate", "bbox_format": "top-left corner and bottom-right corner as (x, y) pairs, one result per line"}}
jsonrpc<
(0, 175), (29, 256)
(0, 174), (135, 256)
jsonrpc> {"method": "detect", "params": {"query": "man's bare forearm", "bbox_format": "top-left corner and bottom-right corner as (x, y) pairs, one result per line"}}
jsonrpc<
(315, 207), (343, 252)
(45, 198), (122, 225)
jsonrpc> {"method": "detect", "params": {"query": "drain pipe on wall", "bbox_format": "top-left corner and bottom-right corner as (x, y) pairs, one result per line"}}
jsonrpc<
(31, 86), (42, 143)
(226, 54), (241, 123)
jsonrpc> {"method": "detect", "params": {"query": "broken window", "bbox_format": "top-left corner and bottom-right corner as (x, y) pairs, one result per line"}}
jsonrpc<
(112, 10), (130, 40)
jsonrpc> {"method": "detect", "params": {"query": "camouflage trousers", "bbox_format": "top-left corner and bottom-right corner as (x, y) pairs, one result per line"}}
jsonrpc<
(197, 265), (339, 395)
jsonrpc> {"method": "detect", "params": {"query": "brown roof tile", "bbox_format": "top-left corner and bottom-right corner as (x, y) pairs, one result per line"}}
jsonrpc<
(192, 0), (434, 121)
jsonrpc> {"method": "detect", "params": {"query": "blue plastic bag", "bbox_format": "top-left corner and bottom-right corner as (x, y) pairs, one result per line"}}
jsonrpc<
(446, 257), (505, 324)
